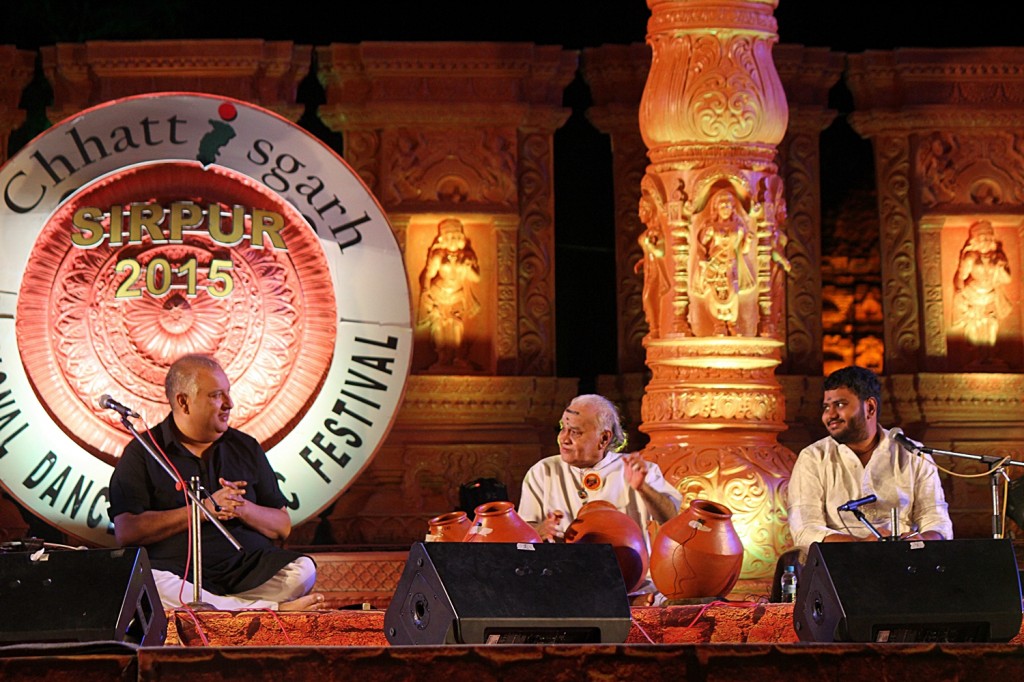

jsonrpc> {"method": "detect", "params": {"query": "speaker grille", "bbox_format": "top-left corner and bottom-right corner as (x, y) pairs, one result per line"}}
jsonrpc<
(0, 547), (167, 646)
(794, 539), (1023, 643)
(385, 542), (632, 645)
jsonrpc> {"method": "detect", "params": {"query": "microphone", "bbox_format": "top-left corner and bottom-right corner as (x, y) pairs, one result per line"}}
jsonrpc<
(98, 394), (140, 419)
(837, 494), (877, 512)
(892, 430), (931, 455)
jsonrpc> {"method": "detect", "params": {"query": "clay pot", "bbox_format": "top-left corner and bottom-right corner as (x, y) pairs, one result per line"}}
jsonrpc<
(649, 499), (744, 599)
(564, 500), (649, 593)
(426, 511), (472, 542)
(463, 501), (541, 543)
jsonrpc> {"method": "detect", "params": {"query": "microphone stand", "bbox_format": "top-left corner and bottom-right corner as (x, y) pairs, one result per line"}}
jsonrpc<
(906, 439), (1024, 540)
(187, 476), (212, 610)
(849, 508), (889, 541)
(119, 412), (243, 610)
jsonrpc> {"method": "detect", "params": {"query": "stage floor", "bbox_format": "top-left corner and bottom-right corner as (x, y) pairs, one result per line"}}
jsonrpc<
(162, 602), (798, 647)
(4, 638), (1024, 682)
(2, 548), (1023, 682)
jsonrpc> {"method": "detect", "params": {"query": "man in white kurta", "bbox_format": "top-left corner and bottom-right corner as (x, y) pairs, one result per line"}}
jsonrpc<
(519, 449), (681, 548)
(518, 394), (682, 597)
(788, 366), (952, 554)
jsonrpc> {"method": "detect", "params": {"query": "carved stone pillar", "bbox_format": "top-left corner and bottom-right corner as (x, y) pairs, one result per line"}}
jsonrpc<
(41, 40), (312, 123)
(583, 41), (842, 467)
(0, 46), (36, 162)
(639, 0), (793, 577)
(314, 43), (580, 544)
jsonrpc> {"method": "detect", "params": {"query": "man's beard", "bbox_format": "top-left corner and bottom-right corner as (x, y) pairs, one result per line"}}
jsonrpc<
(828, 409), (870, 445)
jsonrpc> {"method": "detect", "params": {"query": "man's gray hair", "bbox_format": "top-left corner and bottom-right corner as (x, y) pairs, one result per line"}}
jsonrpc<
(165, 354), (223, 405)
(568, 394), (628, 453)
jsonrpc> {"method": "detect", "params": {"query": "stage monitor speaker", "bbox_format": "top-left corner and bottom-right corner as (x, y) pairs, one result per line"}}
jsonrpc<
(0, 547), (167, 647)
(384, 541), (632, 645)
(794, 538), (1023, 643)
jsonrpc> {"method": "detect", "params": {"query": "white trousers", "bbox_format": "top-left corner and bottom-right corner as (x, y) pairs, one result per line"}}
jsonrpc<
(153, 555), (317, 611)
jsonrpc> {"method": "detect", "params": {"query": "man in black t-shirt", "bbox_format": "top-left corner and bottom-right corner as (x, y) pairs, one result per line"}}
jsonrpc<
(108, 354), (324, 611)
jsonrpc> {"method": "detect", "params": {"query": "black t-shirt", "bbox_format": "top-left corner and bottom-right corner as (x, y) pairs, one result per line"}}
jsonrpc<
(108, 415), (303, 595)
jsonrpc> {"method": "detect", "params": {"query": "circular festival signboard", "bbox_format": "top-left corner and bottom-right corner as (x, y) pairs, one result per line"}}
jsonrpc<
(0, 93), (412, 546)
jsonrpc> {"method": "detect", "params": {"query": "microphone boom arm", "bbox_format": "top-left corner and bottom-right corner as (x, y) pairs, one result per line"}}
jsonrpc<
(924, 446), (1024, 469)
(851, 508), (887, 541)
(893, 431), (1024, 468)
(896, 430), (1024, 540)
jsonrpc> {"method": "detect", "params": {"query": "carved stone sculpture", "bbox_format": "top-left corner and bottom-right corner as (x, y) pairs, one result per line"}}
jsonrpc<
(951, 220), (1012, 346)
(417, 217), (482, 369)
(694, 189), (757, 335)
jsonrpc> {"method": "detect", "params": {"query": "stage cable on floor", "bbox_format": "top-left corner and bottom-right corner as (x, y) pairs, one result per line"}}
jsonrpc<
(253, 608), (294, 645)
(683, 600), (759, 629)
(629, 614), (655, 644)
(173, 607), (211, 646)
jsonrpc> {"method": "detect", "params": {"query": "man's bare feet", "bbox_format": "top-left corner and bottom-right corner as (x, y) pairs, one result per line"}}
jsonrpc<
(629, 593), (656, 606)
(279, 592), (326, 612)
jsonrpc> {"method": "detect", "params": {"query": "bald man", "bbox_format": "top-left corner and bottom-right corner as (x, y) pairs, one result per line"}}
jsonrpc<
(109, 354), (324, 611)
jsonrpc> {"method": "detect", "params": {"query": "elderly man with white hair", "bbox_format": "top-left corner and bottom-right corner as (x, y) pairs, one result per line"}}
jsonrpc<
(518, 394), (682, 599)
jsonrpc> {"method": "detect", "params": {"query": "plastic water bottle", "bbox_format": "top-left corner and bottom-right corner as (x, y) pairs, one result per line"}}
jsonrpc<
(780, 565), (798, 603)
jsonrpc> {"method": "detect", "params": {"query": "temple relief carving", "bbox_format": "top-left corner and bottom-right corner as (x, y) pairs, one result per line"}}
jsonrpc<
(417, 217), (483, 370)
(693, 188), (757, 335)
(917, 131), (1024, 210)
(383, 128), (519, 208)
(951, 220), (1013, 346)
(637, 175), (672, 339)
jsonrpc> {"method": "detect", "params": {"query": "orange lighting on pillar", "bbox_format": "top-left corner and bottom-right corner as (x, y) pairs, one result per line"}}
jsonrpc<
(638, 0), (794, 578)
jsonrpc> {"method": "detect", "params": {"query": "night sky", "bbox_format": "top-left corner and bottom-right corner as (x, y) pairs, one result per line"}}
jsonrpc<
(4, 1), (1022, 52)
(2, 1), (1022, 388)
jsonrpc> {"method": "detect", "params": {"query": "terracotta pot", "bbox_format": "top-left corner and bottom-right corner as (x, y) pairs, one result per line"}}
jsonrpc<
(649, 499), (744, 599)
(463, 501), (541, 543)
(564, 500), (649, 593)
(426, 511), (472, 542)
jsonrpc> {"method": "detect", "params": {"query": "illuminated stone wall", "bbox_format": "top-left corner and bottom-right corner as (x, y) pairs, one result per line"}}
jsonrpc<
(0, 46), (34, 162)
(3, 35), (1024, 552)
(40, 40), (312, 124)
(314, 43), (580, 544)
(0, 39), (581, 547)
(586, 38), (1024, 558)
(0, 45), (48, 542)
(848, 48), (1024, 537)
